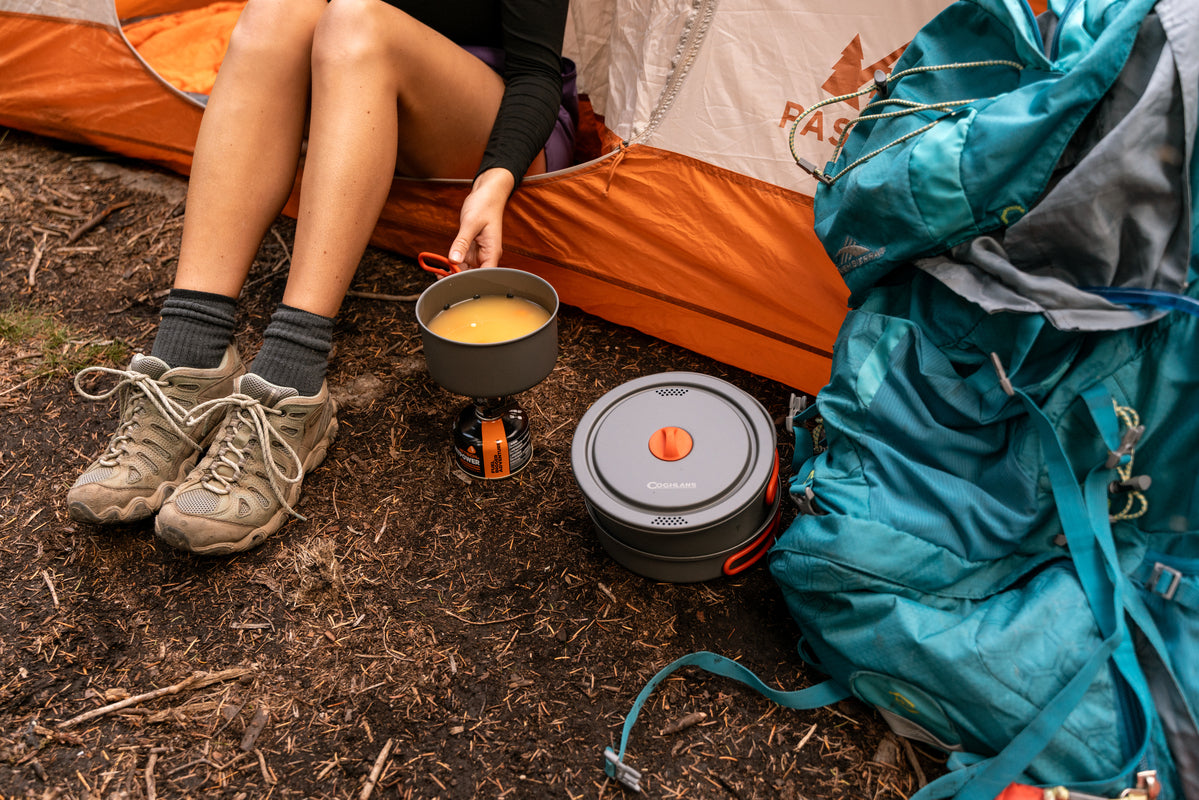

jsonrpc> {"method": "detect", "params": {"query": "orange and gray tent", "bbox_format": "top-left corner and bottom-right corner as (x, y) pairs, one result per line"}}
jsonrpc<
(0, 0), (952, 394)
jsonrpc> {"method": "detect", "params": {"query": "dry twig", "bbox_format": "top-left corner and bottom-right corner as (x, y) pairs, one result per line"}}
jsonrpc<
(145, 751), (158, 800)
(58, 667), (253, 729)
(345, 289), (420, 302)
(443, 609), (534, 626)
(597, 582), (618, 604)
(661, 711), (707, 735)
(900, 736), (928, 788)
(41, 569), (59, 607)
(65, 200), (133, 245)
(795, 723), (817, 752)
(239, 706), (269, 751)
(359, 738), (394, 800)
(270, 225), (292, 264)
(26, 232), (47, 286)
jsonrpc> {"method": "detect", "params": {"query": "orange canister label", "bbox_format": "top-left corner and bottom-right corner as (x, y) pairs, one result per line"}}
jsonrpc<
(481, 418), (511, 478)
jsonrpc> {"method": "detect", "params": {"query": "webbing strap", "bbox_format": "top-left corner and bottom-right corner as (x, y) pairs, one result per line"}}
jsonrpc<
(1081, 386), (1124, 457)
(905, 381), (1150, 799)
(910, 629), (1124, 799)
(1132, 560), (1199, 612)
(911, 380), (1155, 800)
(601, 652), (849, 791)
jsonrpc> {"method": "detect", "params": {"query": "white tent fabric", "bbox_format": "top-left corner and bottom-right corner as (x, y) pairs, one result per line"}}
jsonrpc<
(567, 0), (946, 193)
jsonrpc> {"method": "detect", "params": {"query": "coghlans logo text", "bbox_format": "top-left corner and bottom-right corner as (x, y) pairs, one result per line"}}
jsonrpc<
(647, 481), (697, 490)
(778, 35), (907, 143)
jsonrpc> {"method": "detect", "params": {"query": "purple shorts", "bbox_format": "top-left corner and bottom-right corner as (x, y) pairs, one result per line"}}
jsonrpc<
(463, 46), (579, 173)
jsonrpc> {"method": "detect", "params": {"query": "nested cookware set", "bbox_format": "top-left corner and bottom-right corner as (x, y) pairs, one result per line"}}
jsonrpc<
(415, 255), (784, 582)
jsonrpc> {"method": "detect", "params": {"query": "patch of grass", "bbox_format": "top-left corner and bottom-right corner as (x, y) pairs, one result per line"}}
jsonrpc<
(0, 306), (130, 380)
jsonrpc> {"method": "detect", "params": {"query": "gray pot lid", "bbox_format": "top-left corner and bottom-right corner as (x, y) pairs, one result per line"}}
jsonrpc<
(572, 372), (775, 531)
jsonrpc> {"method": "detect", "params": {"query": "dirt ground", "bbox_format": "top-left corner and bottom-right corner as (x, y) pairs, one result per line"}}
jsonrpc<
(0, 127), (943, 799)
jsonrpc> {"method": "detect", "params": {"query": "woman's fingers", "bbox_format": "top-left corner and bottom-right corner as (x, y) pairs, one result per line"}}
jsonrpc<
(451, 168), (516, 268)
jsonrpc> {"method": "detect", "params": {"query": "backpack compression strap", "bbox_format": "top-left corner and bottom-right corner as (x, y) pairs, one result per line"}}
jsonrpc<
(923, 362), (1163, 800)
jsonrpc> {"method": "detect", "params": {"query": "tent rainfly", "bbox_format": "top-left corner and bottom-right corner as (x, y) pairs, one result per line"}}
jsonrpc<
(0, 0), (953, 394)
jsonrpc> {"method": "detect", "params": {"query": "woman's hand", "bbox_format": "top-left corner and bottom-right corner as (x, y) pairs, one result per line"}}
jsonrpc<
(449, 167), (516, 269)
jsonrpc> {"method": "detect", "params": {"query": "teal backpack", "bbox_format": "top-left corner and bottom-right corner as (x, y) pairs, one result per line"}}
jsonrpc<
(769, 273), (1199, 799)
(601, 0), (1199, 796)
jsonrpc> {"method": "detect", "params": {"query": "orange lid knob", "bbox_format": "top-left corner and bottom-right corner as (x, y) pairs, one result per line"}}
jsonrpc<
(648, 426), (693, 461)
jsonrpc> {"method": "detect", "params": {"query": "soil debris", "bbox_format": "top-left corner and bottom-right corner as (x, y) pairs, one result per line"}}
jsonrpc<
(0, 127), (945, 798)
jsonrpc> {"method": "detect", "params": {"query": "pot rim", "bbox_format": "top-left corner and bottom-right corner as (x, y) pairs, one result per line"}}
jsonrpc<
(571, 372), (777, 532)
(416, 268), (559, 348)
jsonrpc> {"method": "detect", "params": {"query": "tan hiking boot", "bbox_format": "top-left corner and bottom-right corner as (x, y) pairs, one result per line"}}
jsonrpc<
(67, 346), (245, 524)
(154, 373), (338, 555)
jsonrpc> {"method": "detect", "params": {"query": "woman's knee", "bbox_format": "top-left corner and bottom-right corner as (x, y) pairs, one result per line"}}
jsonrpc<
(312, 0), (412, 74)
(227, 0), (325, 63)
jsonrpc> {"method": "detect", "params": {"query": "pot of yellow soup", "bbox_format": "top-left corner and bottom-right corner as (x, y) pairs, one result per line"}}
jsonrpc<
(415, 253), (559, 398)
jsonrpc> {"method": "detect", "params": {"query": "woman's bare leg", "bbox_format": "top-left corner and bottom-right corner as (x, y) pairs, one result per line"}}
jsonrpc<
(280, 0), (519, 318)
(172, 0), (327, 298)
(175, 0), (549, 316)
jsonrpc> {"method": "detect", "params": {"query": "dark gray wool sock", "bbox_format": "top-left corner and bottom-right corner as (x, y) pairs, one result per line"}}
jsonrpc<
(151, 288), (238, 369)
(249, 304), (335, 397)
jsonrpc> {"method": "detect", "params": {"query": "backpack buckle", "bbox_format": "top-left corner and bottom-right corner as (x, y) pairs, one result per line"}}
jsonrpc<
(1118, 770), (1160, 800)
(603, 748), (642, 792)
(1147, 563), (1181, 601)
(794, 486), (826, 516)
(795, 158), (833, 186)
(786, 393), (811, 431)
(1104, 424), (1144, 469)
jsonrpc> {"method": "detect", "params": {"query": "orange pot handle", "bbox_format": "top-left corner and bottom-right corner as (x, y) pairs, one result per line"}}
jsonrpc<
(723, 502), (783, 576)
(764, 451), (780, 507)
(418, 251), (461, 279)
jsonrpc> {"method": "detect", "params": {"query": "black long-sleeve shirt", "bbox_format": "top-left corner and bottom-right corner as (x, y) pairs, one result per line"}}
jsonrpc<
(387, 0), (570, 183)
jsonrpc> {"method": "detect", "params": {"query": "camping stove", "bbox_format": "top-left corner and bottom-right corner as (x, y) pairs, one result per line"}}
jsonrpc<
(414, 253), (559, 480)
(452, 397), (533, 479)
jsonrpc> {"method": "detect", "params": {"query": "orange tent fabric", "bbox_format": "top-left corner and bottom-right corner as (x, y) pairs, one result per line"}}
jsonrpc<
(123, 1), (244, 95)
(362, 135), (847, 395)
(0, 12), (203, 174)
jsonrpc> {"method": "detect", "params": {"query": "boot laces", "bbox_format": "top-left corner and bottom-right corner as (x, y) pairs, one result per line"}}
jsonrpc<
(75, 366), (201, 467)
(185, 394), (306, 520)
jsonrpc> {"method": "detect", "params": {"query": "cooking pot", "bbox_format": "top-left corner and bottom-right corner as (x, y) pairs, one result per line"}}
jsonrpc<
(415, 253), (559, 398)
(571, 372), (781, 582)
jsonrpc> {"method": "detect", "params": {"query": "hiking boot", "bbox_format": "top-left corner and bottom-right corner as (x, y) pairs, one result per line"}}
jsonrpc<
(67, 346), (245, 524)
(154, 374), (338, 555)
